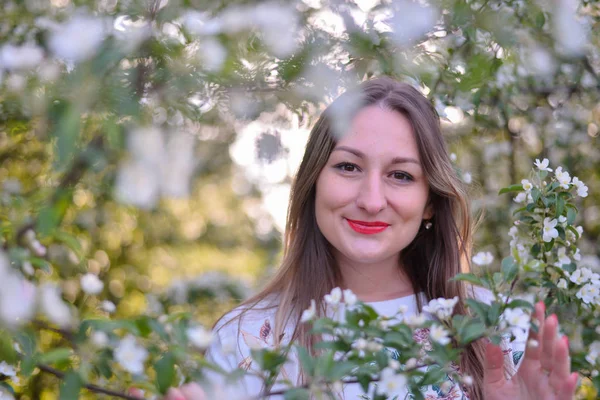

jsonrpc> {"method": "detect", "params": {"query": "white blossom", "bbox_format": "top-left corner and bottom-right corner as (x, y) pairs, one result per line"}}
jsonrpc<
(114, 335), (148, 375)
(542, 217), (559, 242)
(423, 297), (458, 321)
(300, 299), (316, 323)
(324, 287), (342, 306)
(352, 338), (367, 351)
(555, 166), (571, 189)
(513, 192), (527, 203)
(405, 314), (426, 327)
(521, 179), (533, 192)
(570, 267), (593, 285)
(0, 361), (17, 377)
(557, 279), (568, 289)
(558, 215), (567, 224)
(48, 15), (108, 63)
(81, 273), (104, 295)
(101, 300), (116, 313)
(0, 253), (37, 327)
(555, 247), (570, 267)
(534, 158), (552, 172)
(571, 177), (588, 197)
(343, 289), (357, 307)
(576, 283), (600, 304)
(501, 308), (530, 331)
(388, 0), (438, 46)
(586, 341), (600, 364)
(0, 43), (44, 70)
(376, 367), (407, 398)
(91, 331), (109, 347)
(472, 251), (494, 266)
(553, 0), (589, 57)
(429, 324), (451, 345)
(573, 248), (581, 261)
(199, 38), (227, 72)
(40, 284), (72, 328)
(463, 172), (472, 184)
(187, 326), (214, 349)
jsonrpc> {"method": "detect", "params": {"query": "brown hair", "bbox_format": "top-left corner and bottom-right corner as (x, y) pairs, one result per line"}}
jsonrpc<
(221, 77), (487, 399)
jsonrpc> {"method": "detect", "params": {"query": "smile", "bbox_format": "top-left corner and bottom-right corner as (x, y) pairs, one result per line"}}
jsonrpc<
(346, 219), (390, 235)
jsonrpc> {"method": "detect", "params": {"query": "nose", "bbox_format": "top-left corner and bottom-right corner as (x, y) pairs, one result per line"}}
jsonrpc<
(355, 173), (387, 214)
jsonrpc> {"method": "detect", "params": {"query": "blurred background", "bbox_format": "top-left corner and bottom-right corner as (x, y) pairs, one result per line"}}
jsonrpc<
(0, 0), (599, 397)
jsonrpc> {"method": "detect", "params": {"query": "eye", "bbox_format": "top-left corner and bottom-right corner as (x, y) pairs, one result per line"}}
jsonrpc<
(391, 171), (413, 182)
(334, 162), (360, 173)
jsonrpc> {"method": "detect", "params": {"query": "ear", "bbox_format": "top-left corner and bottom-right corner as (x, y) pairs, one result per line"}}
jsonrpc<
(423, 202), (434, 220)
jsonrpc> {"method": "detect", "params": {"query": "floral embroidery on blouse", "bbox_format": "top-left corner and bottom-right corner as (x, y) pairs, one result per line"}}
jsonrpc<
(237, 319), (291, 381)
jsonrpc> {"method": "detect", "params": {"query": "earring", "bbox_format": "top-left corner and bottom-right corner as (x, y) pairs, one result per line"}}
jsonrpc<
(424, 221), (433, 230)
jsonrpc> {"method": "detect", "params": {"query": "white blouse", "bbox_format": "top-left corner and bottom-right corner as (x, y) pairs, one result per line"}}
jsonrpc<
(202, 288), (526, 399)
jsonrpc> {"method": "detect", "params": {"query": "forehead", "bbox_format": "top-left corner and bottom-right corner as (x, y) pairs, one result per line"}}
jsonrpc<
(335, 105), (420, 159)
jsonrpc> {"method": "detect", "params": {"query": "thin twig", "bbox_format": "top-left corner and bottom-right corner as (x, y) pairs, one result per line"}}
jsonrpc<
(38, 364), (143, 400)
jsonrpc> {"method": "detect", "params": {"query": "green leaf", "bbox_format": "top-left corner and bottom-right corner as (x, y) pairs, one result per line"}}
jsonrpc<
(39, 348), (73, 365)
(0, 382), (14, 395)
(314, 350), (335, 378)
(284, 388), (310, 400)
(0, 330), (18, 364)
(295, 346), (314, 377)
(531, 188), (541, 203)
(465, 299), (490, 322)
(498, 184), (523, 195)
(451, 273), (483, 286)
(566, 206), (577, 225)
(384, 329), (413, 349)
(501, 256), (518, 282)
(556, 195), (565, 217)
(507, 299), (534, 310)
(487, 302), (501, 325)
(460, 320), (486, 344)
(329, 361), (356, 381)
(535, 11), (546, 28)
(419, 365), (446, 386)
(154, 352), (176, 394)
(59, 371), (82, 400)
(51, 102), (81, 170)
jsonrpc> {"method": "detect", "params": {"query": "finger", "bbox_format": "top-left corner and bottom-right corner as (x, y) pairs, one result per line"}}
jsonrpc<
(548, 336), (571, 394)
(525, 301), (545, 362)
(556, 372), (578, 400)
(518, 301), (545, 378)
(180, 383), (206, 400)
(540, 314), (558, 373)
(127, 388), (145, 399)
(483, 342), (506, 388)
(164, 388), (185, 400)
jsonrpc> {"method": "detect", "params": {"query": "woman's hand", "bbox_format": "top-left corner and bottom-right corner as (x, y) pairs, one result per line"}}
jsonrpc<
(163, 383), (206, 400)
(483, 301), (578, 400)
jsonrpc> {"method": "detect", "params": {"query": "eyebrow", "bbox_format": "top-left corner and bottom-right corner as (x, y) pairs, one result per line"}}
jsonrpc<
(332, 146), (421, 166)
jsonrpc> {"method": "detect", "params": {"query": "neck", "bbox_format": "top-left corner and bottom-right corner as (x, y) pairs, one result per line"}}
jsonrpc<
(335, 252), (414, 302)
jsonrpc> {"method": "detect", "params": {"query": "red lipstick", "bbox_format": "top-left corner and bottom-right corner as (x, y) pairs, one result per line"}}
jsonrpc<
(346, 219), (390, 234)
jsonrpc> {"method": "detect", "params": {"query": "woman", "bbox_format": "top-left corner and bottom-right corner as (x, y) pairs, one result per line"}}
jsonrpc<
(164, 77), (576, 399)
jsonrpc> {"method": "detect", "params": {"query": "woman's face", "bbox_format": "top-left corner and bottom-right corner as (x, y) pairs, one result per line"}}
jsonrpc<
(315, 105), (433, 266)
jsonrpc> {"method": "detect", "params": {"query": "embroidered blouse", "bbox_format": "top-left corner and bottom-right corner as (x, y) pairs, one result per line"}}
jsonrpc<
(203, 288), (526, 399)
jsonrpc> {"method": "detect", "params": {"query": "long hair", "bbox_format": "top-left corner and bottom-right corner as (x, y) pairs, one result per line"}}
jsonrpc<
(220, 77), (487, 399)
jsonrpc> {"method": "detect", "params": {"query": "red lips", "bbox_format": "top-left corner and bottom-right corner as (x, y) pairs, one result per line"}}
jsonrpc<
(346, 219), (390, 234)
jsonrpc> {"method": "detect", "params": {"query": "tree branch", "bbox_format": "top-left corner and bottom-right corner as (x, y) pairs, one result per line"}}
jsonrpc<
(37, 364), (143, 400)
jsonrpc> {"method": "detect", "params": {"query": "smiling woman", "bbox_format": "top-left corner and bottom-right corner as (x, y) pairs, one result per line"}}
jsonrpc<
(163, 77), (577, 400)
